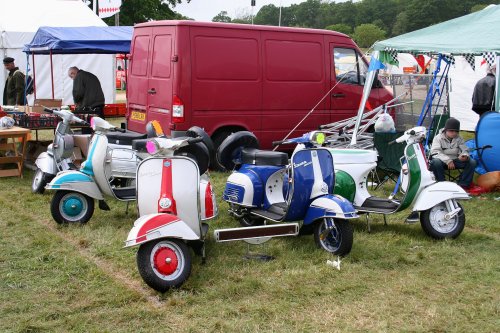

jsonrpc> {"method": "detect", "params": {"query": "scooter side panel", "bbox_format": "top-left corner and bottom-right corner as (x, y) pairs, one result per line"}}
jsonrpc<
(303, 194), (358, 225)
(412, 182), (469, 211)
(46, 170), (104, 200)
(125, 213), (199, 247)
(223, 169), (263, 207)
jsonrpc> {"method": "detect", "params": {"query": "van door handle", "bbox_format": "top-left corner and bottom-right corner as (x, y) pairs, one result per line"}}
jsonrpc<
(332, 93), (345, 98)
(148, 88), (156, 95)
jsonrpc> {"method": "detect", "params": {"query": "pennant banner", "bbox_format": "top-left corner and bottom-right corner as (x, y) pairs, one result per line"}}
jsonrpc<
(462, 54), (475, 71)
(99, 0), (122, 18)
(482, 52), (497, 67)
(441, 54), (455, 65)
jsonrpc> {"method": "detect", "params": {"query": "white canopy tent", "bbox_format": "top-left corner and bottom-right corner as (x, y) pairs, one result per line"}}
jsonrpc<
(0, 0), (115, 106)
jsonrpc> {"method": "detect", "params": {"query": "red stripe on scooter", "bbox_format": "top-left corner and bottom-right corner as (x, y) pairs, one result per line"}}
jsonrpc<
(204, 181), (214, 218)
(135, 215), (180, 243)
(158, 159), (177, 214)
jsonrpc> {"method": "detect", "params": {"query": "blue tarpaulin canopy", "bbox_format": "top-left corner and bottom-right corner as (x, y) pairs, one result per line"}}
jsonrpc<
(23, 26), (133, 54)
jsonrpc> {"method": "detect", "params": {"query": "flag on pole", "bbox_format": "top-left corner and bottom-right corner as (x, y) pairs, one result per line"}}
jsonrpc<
(98, 0), (122, 18)
(368, 55), (386, 72)
(380, 47), (399, 66)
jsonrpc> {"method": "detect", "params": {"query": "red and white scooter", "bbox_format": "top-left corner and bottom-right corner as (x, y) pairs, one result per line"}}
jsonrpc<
(125, 135), (217, 292)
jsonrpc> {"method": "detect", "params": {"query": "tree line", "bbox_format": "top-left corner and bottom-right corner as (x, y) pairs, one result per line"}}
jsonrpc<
(212, 0), (496, 48)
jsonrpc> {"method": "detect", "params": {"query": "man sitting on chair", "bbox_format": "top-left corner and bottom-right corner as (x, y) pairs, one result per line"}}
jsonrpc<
(429, 117), (477, 192)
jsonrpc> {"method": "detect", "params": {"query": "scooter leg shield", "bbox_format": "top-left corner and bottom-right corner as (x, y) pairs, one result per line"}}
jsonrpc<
(46, 170), (104, 200)
(304, 194), (358, 225)
(35, 152), (57, 175)
(412, 182), (469, 212)
(125, 213), (200, 247)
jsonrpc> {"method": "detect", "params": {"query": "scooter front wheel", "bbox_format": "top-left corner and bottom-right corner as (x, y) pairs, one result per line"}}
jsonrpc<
(32, 168), (51, 194)
(137, 238), (192, 292)
(50, 191), (94, 224)
(420, 201), (465, 239)
(314, 218), (353, 256)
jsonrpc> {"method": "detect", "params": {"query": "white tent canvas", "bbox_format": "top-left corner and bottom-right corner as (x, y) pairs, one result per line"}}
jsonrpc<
(0, 0), (115, 106)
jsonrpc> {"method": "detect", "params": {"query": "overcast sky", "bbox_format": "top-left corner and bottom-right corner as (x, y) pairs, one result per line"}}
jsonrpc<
(173, 0), (307, 22)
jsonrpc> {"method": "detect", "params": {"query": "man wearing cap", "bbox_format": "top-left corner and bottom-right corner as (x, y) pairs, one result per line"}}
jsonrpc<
(2, 57), (26, 105)
(429, 117), (477, 191)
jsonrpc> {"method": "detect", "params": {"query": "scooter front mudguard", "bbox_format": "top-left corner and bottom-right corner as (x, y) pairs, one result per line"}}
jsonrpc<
(125, 213), (199, 248)
(303, 194), (358, 225)
(412, 181), (469, 211)
(46, 170), (104, 200)
(35, 152), (57, 175)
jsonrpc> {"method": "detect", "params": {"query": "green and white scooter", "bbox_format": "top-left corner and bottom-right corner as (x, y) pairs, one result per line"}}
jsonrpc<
(328, 126), (470, 239)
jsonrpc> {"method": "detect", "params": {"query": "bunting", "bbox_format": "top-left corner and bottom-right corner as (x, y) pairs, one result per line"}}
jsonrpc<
(441, 54), (455, 65)
(462, 54), (475, 71)
(380, 47), (399, 66)
(482, 52), (496, 67)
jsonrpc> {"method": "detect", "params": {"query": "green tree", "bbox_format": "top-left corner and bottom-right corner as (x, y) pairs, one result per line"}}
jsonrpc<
(212, 11), (232, 23)
(391, 11), (409, 36)
(293, 0), (322, 28)
(254, 4), (279, 26)
(471, 4), (488, 12)
(325, 23), (352, 36)
(353, 23), (386, 48)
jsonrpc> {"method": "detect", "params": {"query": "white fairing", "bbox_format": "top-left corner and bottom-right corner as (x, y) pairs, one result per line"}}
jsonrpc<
(412, 181), (469, 211)
(125, 214), (199, 247)
(329, 148), (377, 206)
(136, 157), (201, 236)
(35, 152), (57, 174)
(309, 150), (330, 199)
(226, 172), (255, 207)
(107, 144), (138, 179)
(45, 170), (104, 200)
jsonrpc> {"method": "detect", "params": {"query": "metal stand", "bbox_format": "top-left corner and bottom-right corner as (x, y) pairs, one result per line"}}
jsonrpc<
(365, 213), (371, 233)
(243, 242), (275, 261)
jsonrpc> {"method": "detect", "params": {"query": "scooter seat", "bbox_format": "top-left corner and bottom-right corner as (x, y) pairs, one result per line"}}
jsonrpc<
(106, 131), (147, 145)
(131, 139), (150, 152)
(241, 148), (288, 166)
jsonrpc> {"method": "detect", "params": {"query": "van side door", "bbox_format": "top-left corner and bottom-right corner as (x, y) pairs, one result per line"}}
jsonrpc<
(329, 44), (380, 122)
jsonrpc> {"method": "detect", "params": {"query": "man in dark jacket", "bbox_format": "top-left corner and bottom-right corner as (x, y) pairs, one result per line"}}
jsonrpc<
(472, 64), (496, 117)
(68, 66), (105, 118)
(3, 57), (26, 105)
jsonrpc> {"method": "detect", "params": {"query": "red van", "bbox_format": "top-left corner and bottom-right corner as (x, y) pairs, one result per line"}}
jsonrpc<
(126, 21), (393, 150)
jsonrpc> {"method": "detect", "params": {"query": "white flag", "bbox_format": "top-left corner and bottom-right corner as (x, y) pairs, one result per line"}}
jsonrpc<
(98, 0), (122, 18)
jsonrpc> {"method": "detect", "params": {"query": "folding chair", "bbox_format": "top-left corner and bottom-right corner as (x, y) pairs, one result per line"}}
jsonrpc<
(373, 131), (406, 189)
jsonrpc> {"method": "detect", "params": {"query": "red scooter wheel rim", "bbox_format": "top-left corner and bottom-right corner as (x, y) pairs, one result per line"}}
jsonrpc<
(153, 246), (179, 276)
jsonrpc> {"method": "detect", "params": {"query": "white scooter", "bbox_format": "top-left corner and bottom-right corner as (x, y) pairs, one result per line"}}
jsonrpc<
(45, 117), (163, 224)
(328, 126), (470, 239)
(32, 107), (90, 194)
(125, 135), (217, 292)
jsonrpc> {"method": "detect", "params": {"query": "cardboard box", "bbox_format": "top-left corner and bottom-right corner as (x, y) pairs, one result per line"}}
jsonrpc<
(31, 99), (62, 114)
(73, 134), (91, 158)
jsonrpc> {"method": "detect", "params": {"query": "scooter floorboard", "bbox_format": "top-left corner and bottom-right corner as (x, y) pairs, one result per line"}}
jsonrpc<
(356, 196), (400, 214)
(252, 202), (287, 221)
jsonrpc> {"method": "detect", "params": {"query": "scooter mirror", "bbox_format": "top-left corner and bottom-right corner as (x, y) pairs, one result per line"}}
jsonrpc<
(146, 141), (158, 154)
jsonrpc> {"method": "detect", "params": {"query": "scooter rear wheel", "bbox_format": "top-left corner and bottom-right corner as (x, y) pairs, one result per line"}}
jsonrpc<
(32, 168), (50, 194)
(420, 201), (465, 239)
(137, 238), (192, 293)
(51, 190), (94, 224)
(314, 218), (353, 256)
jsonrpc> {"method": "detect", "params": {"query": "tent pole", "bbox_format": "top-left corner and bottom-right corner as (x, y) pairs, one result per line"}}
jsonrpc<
(50, 50), (54, 99)
(32, 53), (36, 99)
(496, 56), (499, 112)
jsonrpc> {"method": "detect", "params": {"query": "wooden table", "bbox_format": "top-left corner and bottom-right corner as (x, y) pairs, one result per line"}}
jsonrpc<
(0, 126), (30, 177)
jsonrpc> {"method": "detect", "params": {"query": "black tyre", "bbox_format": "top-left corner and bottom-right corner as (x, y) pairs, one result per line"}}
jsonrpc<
(239, 215), (265, 227)
(313, 218), (353, 256)
(32, 168), (51, 194)
(211, 131), (231, 171)
(420, 201), (465, 239)
(174, 141), (210, 175)
(50, 190), (94, 224)
(137, 238), (192, 292)
(186, 126), (215, 163)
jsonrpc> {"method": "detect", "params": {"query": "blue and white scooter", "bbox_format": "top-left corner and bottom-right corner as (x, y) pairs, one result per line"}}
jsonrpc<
(215, 131), (357, 256)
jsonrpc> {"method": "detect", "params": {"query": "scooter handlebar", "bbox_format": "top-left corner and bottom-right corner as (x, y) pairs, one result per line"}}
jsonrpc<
(113, 127), (126, 133)
(272, 140), (285, 146)
(42, 107), (55, 113)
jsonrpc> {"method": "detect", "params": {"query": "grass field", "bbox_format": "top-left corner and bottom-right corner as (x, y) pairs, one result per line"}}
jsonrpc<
(0, 130), (499, 332)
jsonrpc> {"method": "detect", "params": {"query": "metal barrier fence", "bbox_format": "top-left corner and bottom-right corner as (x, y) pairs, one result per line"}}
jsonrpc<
(379, 74), (450, 131)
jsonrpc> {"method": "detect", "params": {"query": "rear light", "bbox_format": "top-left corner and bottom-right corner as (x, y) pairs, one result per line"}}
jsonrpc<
(172, 95), (184, 123)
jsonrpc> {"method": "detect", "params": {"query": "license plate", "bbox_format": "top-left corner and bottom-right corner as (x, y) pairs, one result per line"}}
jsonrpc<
(131, 111), (146, 121)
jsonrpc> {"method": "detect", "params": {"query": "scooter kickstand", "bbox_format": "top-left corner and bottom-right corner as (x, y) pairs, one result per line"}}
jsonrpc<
(383, 214), (388, 226)
(365, 214), (371, 233)
(125, 202), (130, 215)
